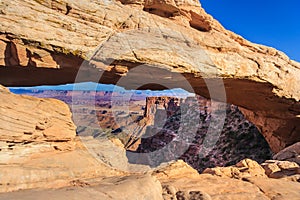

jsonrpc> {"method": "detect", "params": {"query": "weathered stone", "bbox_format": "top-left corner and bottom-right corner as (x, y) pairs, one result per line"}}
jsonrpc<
(155, 159), (300, 200)
(203, 159), (267, 179)
(153, 160), (200, 180)
(28, 48), (59, 68)
(189, 10), (212, 31)
(143, 0), (180, 18)
(156, 162), (269, 200)
(0, 86), (76, 142)
(245, 177), (300, 200)
(0, 0), (299, 197)
(261, 160), (300, 178)
(10, 41), (28, 66)
(0, 0), (299, 153)
(134, 97), (271, 171)
(0, 85), (126, 193)
(273, 142), (300, 165)
(0, 175), (163, 200)
(0, 40), (7, 66)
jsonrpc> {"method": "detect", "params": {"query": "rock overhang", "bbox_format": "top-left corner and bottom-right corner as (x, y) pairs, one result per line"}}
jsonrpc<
(0, 0), (299, 153)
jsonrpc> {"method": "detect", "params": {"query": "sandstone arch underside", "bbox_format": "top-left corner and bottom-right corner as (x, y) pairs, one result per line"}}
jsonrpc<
(0, 0), (299, 153)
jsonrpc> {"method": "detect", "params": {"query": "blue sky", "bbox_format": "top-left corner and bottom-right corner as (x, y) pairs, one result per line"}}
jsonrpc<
(201, 0), (300, 62)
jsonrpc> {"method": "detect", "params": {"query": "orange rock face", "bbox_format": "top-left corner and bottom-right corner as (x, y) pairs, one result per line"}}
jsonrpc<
(203, 159), (267, 179)
(0, 85), (126, 193)
(154, 159), (300, 200)
(0, 0), (299, 154)
(0, 85), (76, 143)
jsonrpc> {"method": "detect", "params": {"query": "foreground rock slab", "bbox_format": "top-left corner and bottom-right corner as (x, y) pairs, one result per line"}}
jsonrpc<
(245, 177), (300, 200)
(0, 175), (163, 200)
(154, 159), (300, 200)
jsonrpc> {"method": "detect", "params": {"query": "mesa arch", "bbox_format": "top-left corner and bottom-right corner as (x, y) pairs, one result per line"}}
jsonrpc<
(0, 0), (300, 153)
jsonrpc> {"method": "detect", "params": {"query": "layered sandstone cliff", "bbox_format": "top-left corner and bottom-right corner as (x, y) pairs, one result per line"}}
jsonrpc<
(0, 85), (126, 193)
(0, 0), (300, 198)
(0, 0), (299, 153)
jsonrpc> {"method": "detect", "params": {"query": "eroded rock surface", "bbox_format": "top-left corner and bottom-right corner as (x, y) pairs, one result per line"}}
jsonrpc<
(0, 175), (163, 200)
(0, 85), (299, 199)
(0, 85), (127, 193)
(273, 142), (300, 165)
(129, 96), (271, 171)
(0, 0), (299, 153)
(261, 160), (300, 179)
(202, 159), (267, 179)
(0, 85), (76, 143)
(154, 159), (300, 200)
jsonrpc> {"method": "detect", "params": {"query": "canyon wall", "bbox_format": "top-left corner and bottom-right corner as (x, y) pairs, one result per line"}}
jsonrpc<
(0, 0), (299, 152)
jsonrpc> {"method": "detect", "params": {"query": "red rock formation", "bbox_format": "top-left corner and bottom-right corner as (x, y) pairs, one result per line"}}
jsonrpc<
(0, 0), (299, 153)
(144, 96), (180, 119)
(133, 96), (272, 170)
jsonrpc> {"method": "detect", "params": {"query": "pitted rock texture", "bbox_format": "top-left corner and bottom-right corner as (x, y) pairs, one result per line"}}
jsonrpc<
(0, 0), (300, 153)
